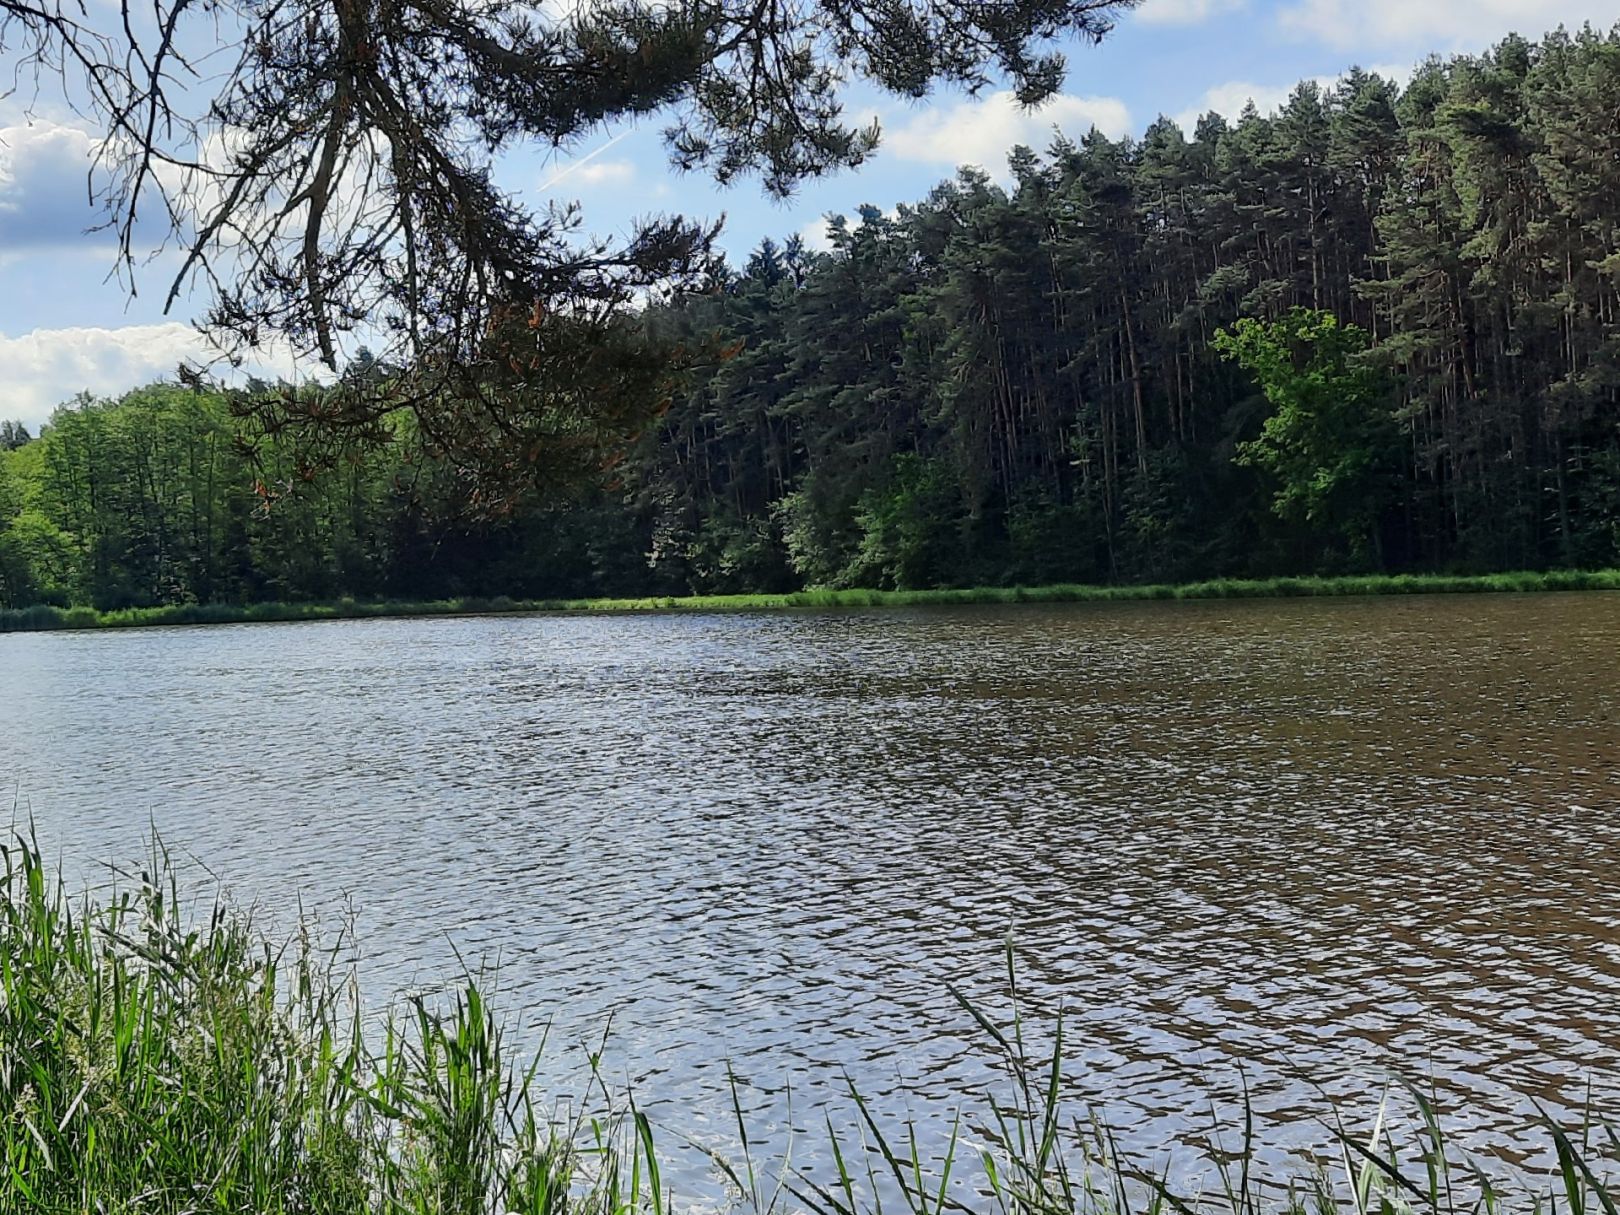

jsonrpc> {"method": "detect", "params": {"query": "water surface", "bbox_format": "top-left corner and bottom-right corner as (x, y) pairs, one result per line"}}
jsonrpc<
(3, 595), (1618, 1195)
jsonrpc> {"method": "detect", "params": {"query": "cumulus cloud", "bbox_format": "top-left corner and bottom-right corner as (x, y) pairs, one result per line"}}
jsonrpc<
(1170, 62), (1414, 133)
(1134, 0), (1246, 24)
(885, 90), (1132, 177)
(1171, 81), (1302, 134)
(794, 207), (902, 254)
(0, 120), (105, 251)
(1278, 0), (1618, 51)
(567, 158), (636, 188)
(0, 324), (310, 431)
(797, 216), (837, 254)
(0, 117), (324, 280)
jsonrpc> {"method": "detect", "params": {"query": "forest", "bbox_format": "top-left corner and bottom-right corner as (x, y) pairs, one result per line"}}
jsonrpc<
(3, 26), (1619, 611)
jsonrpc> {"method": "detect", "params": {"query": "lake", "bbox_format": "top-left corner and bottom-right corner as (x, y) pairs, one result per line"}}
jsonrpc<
(2, 594), (1618, 1199)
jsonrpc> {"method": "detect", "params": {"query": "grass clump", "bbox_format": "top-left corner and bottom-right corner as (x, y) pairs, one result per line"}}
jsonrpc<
(0, 834), (655, 1214)
(3, 836), (1618, 1215)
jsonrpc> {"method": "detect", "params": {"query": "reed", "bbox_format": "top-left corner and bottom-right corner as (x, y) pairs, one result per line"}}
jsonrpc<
(0, 833), (658, 1215)
(4, 569), (1620, 634)
(2, 835), (1616, 1214)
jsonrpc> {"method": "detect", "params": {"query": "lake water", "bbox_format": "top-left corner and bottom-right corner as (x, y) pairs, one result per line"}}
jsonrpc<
(2, 595), (1619, 1199)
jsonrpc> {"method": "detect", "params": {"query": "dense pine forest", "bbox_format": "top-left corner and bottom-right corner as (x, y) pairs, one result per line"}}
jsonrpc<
(4, 26), (1620, 611)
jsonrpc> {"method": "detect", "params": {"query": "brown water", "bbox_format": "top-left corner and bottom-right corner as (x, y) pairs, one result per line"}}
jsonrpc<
(2, 594), (1618, 1197)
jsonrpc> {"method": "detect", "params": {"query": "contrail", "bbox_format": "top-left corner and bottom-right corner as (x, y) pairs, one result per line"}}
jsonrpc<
(539, 129), (632, 191)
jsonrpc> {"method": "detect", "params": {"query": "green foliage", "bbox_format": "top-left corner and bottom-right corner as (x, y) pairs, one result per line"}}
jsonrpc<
(6, 835), (1620, 1214)
(684, 513), (796, 595)
(626, 28), (1620, 593)
(1006, 494), (1103, 586)
(7, 569), (1620, 634)
(774, 479), (861, 589)
(0, 834), (667, 1214)
(7, 29), (1620, 607)
(846, 456), (965, 590)
(1213, 309), (1401, 562)
(0, 385), (674, 612)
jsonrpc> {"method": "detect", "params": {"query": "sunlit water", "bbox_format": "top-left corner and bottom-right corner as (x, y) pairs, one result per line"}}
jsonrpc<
(3, 595), (1619, 1201)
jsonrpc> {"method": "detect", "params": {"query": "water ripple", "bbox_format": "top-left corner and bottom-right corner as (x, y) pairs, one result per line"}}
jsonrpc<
(2, 595), (1618, 1197)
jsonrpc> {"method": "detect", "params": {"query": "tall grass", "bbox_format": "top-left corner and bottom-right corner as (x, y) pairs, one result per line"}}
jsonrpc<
(2, 835), (1616, 1213)
(0, 833), (655, 1214)
(3, 569), (1620, 634)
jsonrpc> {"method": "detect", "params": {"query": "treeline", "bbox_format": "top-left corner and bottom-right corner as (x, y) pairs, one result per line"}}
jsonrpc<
(0, 388), (651, 609)
(4, 26), (1620, 610)
(638, 25), (1620, 590)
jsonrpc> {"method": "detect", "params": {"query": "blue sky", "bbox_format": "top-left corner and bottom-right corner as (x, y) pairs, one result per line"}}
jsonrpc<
(2, 0), (1616, 431)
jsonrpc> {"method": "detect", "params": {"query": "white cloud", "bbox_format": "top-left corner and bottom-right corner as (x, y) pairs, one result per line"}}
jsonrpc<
(1134, 0), (1246, 25)
(1172, 80), (1302, 134)
(539, 131), (636, 193)
(1279, 0), (1618, 52)
(885, 90), (1132, 177)
(1169, 62), (1414, 133)
(794, 207), (902, 254)
(0, 324), (310, 431)
(568, 158), (636, 188)
(1361, 61), (1419, 85)
(797, 216), (837, 254)
(0, 120), (104, 250)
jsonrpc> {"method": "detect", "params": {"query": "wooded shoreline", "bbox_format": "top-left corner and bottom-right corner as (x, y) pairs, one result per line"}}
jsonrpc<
(4, 568), (1618, 633)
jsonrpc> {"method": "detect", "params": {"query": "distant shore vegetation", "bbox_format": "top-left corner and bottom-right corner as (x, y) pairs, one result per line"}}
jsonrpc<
(3, 570), (1618, 634)
(6, 30), (1620, 621)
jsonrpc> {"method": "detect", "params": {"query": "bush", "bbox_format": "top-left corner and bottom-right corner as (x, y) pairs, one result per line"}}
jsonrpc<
(844, 455), (964, 590)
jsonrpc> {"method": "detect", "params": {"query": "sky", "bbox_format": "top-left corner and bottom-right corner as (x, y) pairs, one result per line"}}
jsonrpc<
(2, 0), (1617, 432)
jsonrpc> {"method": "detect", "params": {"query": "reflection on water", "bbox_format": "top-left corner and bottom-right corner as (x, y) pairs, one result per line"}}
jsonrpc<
(2, 595), (1618, 1194)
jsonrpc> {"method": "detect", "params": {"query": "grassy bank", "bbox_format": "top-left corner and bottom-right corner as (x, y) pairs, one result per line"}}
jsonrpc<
(4, 567), (1620, 633)
(2, 834), (1615, 1214)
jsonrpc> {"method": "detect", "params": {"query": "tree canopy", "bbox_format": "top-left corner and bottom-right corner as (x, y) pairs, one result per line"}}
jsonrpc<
(1213, 310), (1399, 560)
(2, 0), (1137, 497)
(6, 28), (1620, 611)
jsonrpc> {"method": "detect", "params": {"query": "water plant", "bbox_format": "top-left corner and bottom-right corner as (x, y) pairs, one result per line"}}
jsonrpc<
(0, 833), (663, 1214)
(2, 834), (1616, 1214)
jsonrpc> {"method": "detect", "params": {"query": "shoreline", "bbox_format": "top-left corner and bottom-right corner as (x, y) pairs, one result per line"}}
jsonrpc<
(3, 568), (1619, 633)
